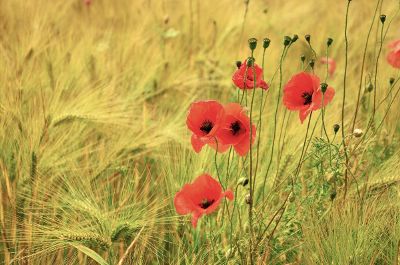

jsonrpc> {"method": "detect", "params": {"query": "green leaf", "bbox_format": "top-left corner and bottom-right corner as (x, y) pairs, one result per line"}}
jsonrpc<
(68, 243), (109, 265)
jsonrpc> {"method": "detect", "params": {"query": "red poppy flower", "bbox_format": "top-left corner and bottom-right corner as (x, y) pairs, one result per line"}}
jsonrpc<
(216, 103), (256, 156)
(283, 72), (335, 123)
(186, 100), (229, 153)
(387, 40), (400, 68)
(83, 0), (92, 6)
(232, 60), (269, 90)
(174, 174), (234, 227)
(320, 57), (336, 77)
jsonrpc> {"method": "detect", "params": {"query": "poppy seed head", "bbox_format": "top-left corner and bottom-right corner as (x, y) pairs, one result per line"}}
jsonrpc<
(248, 38), (257, 51)
(246, 57), (254, 67)
(380, 14), (386, 23)
(263, 38), (271, 49)
(321, 82), (328, 93)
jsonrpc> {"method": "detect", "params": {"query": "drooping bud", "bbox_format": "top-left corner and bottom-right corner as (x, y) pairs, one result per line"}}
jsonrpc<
(366, 83), (374, 93)
(291, 34), (298, 43)
(283, 36), (291, 46)
(327, 37), (334, 47)
(305, 34), (311, 43)
(390, 77), (395, 86)
(248, 38), (258, 51)
(263, 38), (271, 49)
(309, 59), (315, 69)
(380, 14), (386, 23)
(321, 82), (328, 93)
(237, 177), (249, 187)
(236, 61), (242, 69)
(353, 128), (363, 138)
(333, 124), (340, 134)
(300, 55), (306, 63)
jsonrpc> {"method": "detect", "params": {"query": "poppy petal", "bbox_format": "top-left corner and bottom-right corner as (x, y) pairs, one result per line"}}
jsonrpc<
(191, 134), (205, 153)
(387, 51), (400, 69)
(299, 108), (312, 123)
(174, 186), (196, 215)
(191, 211), (203, 228)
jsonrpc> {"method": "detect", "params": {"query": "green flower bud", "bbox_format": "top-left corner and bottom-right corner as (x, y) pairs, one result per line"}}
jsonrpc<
(236, 61), (242, 69)
(300, 55), (306, 62)
(333, 124), (340, 134)
(327, 37), (334, 47)
(305, 34), (311, 43)
(283, 36), (291, 46)
(380, 14), (386, 23)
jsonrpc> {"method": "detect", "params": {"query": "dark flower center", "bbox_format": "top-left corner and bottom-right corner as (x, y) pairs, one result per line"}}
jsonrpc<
(200, 120), (213, 134)
(199, 199), (215, 209)
(230, 121), (242, 135)
(302, 92), (313, 105)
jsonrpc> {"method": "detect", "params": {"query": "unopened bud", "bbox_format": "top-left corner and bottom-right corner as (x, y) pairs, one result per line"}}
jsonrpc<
(327, 37), (334, 47)
(291, 34), (298, 43)
(321, 83), (328, 93)
(366, 83), (374, 93)
(305, 34), (311, 43)
(330, 190), (337, 201)
(263, 38), (271, 49)
(390, 77), (395, 86)
(309, 59), (315, 69)
(353, 128), (363, 138)
(284, 36), (291, 46)
(236, 61), (242, 69)
(380, 14), (386, 23)
(333, 124), (340, 134)
(248, 38), (257, 51)
(237, 177), (249, 187)
(300, 55), (306, 62)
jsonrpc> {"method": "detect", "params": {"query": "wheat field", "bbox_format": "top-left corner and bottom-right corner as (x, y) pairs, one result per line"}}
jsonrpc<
(1, 0), (400, 264)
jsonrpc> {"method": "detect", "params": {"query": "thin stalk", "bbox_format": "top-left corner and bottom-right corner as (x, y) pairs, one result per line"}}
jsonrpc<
(342, 0), (351, 199)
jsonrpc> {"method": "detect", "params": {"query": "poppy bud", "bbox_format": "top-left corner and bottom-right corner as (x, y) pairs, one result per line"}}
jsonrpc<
(300, 55), (306, 62)
(245, 194), (251, 204)
(246, 57), (254, 67)
(263, 38), (271, 49)
(284, 36), (291, 46)
(309, 59), (315, 69)
(380, 14), (386, 23)
(390, 77), (395, 86)
(366, 83), (374, 93)
(321, 82), (328, 93)
(236, 61), (242, 69)
(327, 37), (334, 47)
(305, 34), (311, 43)
(289, 194), (295, 202)
(291, 34), (298, 43)
(330, 190), (337, 201)
(248, 38), (258, 51)
(333, 124), (340, 134)
(238, 177), (249, 187)
(353, 128), (363, 137)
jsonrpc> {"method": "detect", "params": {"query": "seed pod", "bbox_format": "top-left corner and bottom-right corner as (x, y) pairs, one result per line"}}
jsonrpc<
(248, 38), (258, 51)
(263, 38), (271, 49)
